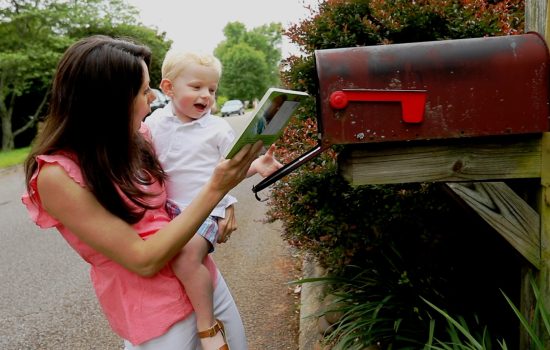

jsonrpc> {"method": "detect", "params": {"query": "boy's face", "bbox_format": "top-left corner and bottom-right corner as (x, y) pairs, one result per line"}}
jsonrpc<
(162, 62), (219, 123)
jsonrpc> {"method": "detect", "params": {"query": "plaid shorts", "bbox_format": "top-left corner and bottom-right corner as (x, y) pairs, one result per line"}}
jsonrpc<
(165, 200), (219, 253)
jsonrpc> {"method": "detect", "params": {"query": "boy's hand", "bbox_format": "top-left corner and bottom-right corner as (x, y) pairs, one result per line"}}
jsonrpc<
(249, 144), (283, 177)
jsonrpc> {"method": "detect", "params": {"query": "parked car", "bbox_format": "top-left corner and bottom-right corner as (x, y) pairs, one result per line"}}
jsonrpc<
(150, 88), (170, 112)
(220, 99), (245, 117)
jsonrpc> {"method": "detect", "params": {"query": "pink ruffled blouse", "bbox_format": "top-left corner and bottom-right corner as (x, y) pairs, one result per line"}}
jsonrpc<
(21, 146), (217, 345)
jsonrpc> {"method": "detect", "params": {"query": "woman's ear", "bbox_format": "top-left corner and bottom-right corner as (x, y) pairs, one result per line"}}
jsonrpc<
(159, 79), (173, 98)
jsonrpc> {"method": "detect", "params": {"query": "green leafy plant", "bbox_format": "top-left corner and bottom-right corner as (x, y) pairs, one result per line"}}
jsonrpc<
(501, 276), (550, 349)
(291, 247), (465, 349)
(296, 270), (545, 350)
(420, 274), (550, 350)
(423, 297), (508, 350)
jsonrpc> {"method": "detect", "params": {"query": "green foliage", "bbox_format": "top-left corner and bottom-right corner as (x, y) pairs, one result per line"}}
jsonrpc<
(501, 276), (550, 349)
(295, 260), (444, 349)
(0, 146), (30, 168)
(69, 23), (171, 88)
(215, 21), (282, 101)
(293, 253), (506, 350)
(268, 117), (458, 272)
(217, 43), (270, 101)
(423, 298), (507, 349)
(303, 271), (550, 349)
(422, 275), (550, 350)
(0, 0), (172, 150)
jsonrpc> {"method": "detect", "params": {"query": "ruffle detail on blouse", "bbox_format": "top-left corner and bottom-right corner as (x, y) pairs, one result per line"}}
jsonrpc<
(21, 154), (85, 229)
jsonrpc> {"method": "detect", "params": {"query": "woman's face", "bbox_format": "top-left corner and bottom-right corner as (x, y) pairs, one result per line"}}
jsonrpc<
(133, 61), (156, 132)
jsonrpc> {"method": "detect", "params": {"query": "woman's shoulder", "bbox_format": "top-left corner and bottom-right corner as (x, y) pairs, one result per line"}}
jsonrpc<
(36, 152), (83, 183)
(22, 151), (85, 228)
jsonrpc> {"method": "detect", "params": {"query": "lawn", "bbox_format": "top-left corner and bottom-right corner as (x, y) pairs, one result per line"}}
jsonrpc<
(0, 147), (30, 169)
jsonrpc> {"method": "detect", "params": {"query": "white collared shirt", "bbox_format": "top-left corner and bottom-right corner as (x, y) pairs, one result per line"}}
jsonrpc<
(145, 103), (237, 218)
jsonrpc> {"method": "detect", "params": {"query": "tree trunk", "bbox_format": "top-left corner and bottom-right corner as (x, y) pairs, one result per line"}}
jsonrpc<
(1, 112), (14, 151)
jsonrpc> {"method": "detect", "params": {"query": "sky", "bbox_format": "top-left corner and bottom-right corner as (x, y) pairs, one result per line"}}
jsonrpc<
(125, 0), (320, 58)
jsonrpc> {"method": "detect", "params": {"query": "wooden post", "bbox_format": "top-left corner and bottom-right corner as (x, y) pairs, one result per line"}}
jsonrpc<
(525, 0), (549, 38)
(536, 133), (550, 348)
(526, 2), (550, 348)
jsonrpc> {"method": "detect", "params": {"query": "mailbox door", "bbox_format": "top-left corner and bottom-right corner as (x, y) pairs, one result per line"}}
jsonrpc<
(315, 33), (550, 145)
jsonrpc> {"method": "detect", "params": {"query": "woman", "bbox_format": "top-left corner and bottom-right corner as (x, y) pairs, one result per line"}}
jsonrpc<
(22, 35), (261, 350)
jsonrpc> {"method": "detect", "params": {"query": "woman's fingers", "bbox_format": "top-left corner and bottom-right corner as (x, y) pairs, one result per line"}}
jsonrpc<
(212, 141), (264, 192)
(233, 141), (263, 164)
(231, 142), (263, 177)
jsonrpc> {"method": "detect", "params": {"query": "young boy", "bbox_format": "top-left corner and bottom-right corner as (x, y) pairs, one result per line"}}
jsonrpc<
(145, 50), (281, 350)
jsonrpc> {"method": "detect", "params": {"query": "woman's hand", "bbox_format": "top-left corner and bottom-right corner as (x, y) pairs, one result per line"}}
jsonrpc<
(217, 205), (237, 244)
(211, 141), (263, 194)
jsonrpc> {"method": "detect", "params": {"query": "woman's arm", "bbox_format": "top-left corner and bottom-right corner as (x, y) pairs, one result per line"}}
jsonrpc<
(37, 142), (262, 277)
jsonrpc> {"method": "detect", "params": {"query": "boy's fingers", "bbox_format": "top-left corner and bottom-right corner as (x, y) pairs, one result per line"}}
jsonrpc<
(265, 144), (276, 156)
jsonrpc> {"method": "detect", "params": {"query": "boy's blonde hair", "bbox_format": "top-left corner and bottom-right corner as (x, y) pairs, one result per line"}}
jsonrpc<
(161, 49), (222, 81)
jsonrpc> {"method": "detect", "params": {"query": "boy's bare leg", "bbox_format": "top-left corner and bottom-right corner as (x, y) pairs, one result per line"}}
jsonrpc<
(171, 235), (225, 349)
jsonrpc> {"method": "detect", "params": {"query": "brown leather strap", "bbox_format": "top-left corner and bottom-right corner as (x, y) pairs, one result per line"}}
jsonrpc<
(197, 319), (229, 349)
(198, 319), (224, 338)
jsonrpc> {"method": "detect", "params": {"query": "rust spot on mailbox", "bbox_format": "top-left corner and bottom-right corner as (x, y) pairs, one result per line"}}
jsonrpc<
(315, 33), (550, 146)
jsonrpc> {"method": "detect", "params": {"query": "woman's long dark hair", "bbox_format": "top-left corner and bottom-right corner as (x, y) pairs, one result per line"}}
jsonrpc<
(24, 35), (165, 224)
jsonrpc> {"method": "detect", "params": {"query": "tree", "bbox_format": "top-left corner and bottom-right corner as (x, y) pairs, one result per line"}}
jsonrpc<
(69, 23), (171, 89)
(0, 0), (171, 151)
(217, 43), (270, 102)
(0, 0), (70, 150)
(215, 21), (282, 102)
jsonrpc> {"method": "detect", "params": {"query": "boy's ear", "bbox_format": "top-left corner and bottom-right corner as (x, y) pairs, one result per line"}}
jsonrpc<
(159, 79), (173, 97)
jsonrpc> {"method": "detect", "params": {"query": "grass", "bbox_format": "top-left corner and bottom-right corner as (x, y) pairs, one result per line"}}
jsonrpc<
(0, 147), (30, 169)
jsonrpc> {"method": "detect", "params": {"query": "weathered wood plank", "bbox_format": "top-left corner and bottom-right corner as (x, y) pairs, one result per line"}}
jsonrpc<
(524, 2), (549, 347)
(536, 132), (550, 348)
(525, 0), (548, 35)
(339, 136), (542, 185)
(447, 182), (540, 268)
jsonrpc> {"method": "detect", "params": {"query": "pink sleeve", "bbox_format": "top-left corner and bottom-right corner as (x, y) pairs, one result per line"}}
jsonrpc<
(21, 154), (86, 229)
(140, 122), (152, 142)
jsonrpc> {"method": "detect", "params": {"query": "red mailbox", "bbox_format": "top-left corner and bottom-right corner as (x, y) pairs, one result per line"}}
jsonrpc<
(253, 33), (550, 195)
(315, 32), (550, 146)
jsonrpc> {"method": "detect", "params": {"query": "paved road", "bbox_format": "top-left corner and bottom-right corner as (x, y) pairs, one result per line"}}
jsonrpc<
(0, 128), (300, 349)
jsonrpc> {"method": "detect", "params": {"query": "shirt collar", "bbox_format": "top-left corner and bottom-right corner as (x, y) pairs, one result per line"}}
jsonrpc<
(166, 102), (213, 127)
